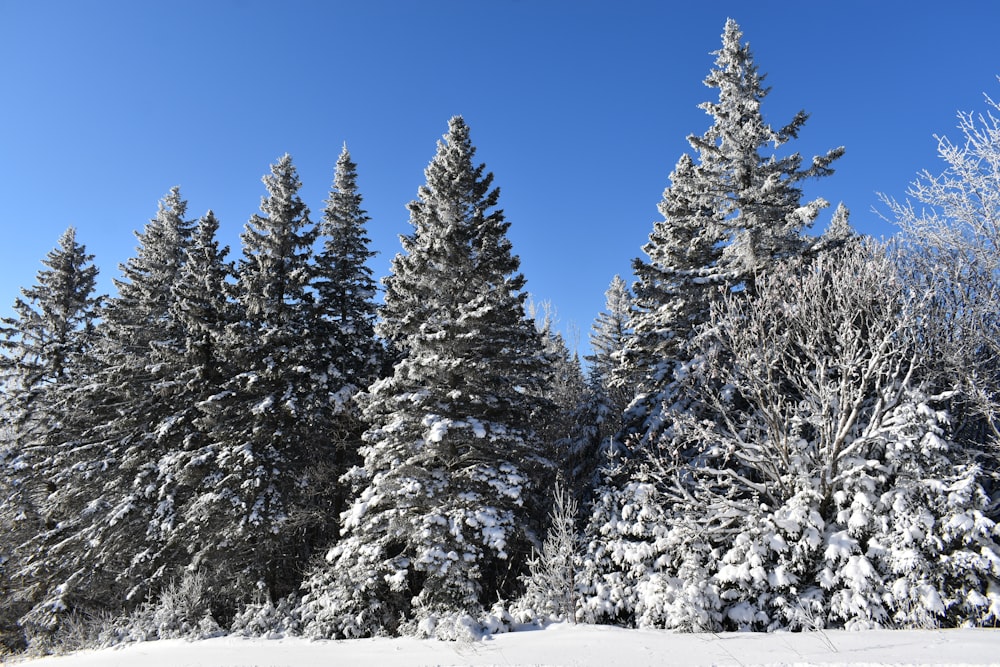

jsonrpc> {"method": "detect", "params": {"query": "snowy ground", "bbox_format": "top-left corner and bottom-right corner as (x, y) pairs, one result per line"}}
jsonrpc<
(10, 624), (1000, 667)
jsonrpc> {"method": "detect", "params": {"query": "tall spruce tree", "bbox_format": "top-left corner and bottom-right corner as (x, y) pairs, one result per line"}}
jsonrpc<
(586, 275), (634, 450)
(314, 144), (381, 388)
(307, 146), (383, 542)
(38, 208), (236, 623)
(86, 188), (197, 603)
(625, 153), (723, 445)
(0, 228), (101, 649)
(194, 155), (321, 604)
(147, 210), (235, 590)
(622, 19), (844, 448)
(534, 316), (594, 499)
(300, 117), (551, 638)
(581, 19), (848, 631)
(15, 189), (197, 636)
(0, 227), (101, 446)
(10, 188), (196, 636)
(690, 19), (842, 284)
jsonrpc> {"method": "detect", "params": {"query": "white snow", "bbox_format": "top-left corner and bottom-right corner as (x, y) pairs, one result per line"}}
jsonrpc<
(13, 624), (1000, 667)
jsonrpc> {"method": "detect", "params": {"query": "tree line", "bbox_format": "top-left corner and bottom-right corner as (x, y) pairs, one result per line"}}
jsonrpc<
(1, 19), (998, 654)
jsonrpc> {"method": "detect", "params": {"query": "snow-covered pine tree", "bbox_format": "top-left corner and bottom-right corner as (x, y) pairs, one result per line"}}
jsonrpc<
(314, 144), (381, 389)
(0, 227), (101, 439)
(62, 208), (235, 633)
(300, 117), (551, 639)
(527, 305), (592, 498)
(0, 415), (24, 653)
(585, 275), (634, 454)
(0, 228), (101, 651)
(583, 19), (850, 630)
(623, 153), (724, 447)
(193, 155), (322, 605)
(690, 19), (842, 286)
(306, 145), (383, 544)
(576, 461), (722, 630)
(15, 189), (195, 638)
(145, 210), (235, 593)
(622, 19), (844, 448)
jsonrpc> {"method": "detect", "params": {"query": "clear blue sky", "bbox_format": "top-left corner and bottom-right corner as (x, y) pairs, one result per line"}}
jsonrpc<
(2, 1), (998, 353)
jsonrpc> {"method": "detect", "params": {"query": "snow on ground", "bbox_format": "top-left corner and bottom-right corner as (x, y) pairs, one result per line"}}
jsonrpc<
(10, 624), (1000, 667)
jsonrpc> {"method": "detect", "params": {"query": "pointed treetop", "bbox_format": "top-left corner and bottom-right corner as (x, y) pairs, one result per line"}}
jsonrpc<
(58, 225), (78, 249)
(332, 144), (360, 202)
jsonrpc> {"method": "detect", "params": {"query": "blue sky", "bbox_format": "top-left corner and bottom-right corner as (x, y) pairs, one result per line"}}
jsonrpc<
(2, 1), (998, 353)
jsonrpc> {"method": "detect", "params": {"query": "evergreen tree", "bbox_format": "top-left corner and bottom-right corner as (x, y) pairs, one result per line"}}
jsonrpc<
(0, 227), (101, 446)
(526, 303), (589, 494)
(150, 210), (235, 592)
(541, 324), (594, 499)
(15, 189), (196, 637)
(624, 154), (723, 446)
(0, 228), (101, 650)
(585, 275), (634, 452)
(194, 155), (321, 604)
(581, 19), (853, 632)
(314, 144), (381, 388)
(307, 146), (383, 542)
(300, 117), (551, 638)
(690, 19), (842, 285)
(515, 481), (581, 623)
(622, 18), (844, 447)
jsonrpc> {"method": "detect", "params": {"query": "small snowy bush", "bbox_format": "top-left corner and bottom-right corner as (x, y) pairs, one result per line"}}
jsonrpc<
(23, 609), (109, 657)
(99, 570), (223, 646)
(411, 612), (484, 641)
(230, 593), (301, 638)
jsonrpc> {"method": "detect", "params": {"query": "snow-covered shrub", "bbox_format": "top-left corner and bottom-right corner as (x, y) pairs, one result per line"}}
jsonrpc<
(712, 491), (827, 631)
(20, 610), (97, 656)
(147, 570), (222, 640)
(578, 462), (723, 630)
(96, 570), (223, 646)
(822, 390), (1000, 629)
(577, 472), (656, 626)
(230, 593), (300, 638)
(16, 585), (105, 656)
(37, 610), (113, 655)
(410, 612), (484, 641)
(481, 601), (517, 634)
(405, 601), (520, 640)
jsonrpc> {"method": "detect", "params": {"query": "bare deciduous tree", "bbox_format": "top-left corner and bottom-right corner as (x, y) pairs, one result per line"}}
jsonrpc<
(881, 88), (1000, 442)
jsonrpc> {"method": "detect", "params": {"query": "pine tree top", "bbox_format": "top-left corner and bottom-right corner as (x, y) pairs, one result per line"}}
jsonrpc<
(382, 116), (526, 346)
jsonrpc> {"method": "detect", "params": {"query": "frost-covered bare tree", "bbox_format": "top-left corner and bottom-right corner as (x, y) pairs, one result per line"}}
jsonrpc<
(881, 87), (1000, 443)
(672, 242), (916, 512)
(581, 242), (1000, 630)
(515, 481), (580, 623)
(678, 243), (1000, 629)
